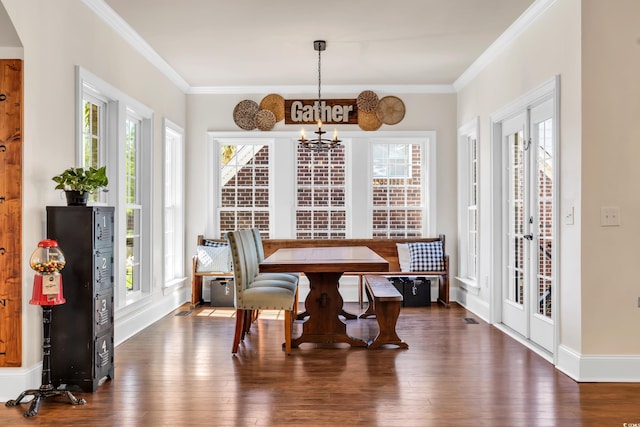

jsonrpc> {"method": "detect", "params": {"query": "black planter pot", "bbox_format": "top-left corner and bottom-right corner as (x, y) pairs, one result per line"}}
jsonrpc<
(65, 191), (89, 206)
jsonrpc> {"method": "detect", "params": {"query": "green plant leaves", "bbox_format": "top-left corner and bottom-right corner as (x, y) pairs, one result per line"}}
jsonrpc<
(52, 166), (109, 193)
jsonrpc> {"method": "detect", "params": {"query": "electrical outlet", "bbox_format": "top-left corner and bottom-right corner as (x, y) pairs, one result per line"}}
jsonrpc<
(600, 206), (621, 226)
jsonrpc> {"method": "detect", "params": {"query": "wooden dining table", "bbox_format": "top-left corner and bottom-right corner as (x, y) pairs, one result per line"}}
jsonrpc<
(259, 246), (389, 347)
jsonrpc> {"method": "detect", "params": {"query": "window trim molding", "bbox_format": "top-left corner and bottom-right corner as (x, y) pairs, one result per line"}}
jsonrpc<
(489, 75), (560, 333)
(162, 118), (186, 289)
(207, 130), (437, 238)
(76, 66), (155, 313)
(457, 116), (480, 288)
(368, 137), (433, 238)
(210, 136), (275, 238)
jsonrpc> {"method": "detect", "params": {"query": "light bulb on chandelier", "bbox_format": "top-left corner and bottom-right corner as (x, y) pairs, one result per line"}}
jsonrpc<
(298, 40), (341, 151)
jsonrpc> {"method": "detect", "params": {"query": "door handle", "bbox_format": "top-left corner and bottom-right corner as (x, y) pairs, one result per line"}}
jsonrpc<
(523, 234), (534, 241)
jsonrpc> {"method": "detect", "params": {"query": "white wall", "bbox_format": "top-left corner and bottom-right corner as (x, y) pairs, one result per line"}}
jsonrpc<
(457, 0), (584, 353)
(581, 0), (640, 354)
(0, 0), (187, 401)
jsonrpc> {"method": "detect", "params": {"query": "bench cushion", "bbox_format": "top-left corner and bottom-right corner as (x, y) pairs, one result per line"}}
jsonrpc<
(196, 245), (232, 273)
(408, 241), (444, 271)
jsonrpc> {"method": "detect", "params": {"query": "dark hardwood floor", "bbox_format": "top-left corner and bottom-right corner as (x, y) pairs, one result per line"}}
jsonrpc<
(4, 302), (640, 426)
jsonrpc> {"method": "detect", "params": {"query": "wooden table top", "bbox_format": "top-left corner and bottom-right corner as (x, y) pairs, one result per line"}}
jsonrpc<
(259, 246), (389, 274)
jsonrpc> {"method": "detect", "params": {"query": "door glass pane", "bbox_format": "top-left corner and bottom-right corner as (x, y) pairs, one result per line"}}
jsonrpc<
(508, 130), (525, 305)
(536, 118), (553, 318)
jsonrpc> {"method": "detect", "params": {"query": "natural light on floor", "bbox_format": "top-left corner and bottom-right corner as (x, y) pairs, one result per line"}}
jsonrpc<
(196, 308), (284, 319)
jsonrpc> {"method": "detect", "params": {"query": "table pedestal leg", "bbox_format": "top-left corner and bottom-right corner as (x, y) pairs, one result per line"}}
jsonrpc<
(292, 272), (366, 347)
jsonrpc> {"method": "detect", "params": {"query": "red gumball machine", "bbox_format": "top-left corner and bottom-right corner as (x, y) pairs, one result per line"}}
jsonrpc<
(5, 240), (86, 417)
(29, 239), (66, 306)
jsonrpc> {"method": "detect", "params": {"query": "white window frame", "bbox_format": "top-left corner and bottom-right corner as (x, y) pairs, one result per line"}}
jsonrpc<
(457, 117), (480, 291)
(79, 91), (109, 204)
(163, 119), (186, 292)
(295, 144), (348, 239)
(212, 138), (274, 237)
(370, 139), (427, 238)
(76, 66), (154, 314)
(207, 131), (436, 240)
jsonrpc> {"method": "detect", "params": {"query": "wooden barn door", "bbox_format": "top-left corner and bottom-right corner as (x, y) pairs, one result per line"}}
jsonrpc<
(0, 59), (23, 367)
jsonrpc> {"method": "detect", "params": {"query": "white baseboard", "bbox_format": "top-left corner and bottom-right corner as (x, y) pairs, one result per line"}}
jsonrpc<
(0, 363), (42, 403)
(557, 345), (640, 382)
(115, 286), (189, 346)
(454, 286), (489, 322)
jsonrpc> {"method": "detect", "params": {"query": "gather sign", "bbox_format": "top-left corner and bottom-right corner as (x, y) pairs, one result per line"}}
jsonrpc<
(284, 99), (358, 125)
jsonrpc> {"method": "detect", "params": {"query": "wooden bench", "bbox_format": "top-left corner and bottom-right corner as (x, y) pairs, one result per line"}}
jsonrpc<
(262, 235), (450, 307)
(191, 235), (233, 307)
(192, 234), (450, 308)
(364, 275), (408, 349)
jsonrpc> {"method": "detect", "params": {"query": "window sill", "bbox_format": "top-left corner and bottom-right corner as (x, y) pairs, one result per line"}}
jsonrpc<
(456, 276), (480, 295)
(163, 277), (187, 296)
(115, 292), (152, 319)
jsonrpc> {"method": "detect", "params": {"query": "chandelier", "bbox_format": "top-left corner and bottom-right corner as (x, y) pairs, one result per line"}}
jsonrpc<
(298, 40), (341, 151)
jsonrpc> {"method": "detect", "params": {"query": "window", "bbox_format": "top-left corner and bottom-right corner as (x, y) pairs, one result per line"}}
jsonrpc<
(371, 141), (425, 238)
(125, 114), (142, 294)
(217, 140), (271, 237)
(80, 92), (108, 204)
(457, 118), (479, 285)
(76, 66), (153, 311)
(208, 132), (435, 240)
(296, 145), (346, 239)
(163, 120), (185, 288)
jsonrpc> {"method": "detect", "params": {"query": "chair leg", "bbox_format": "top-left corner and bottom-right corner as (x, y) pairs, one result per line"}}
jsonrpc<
(232, 309), (245, 354)
(284, 309), (292, 355)
(241, 310), (253, 339)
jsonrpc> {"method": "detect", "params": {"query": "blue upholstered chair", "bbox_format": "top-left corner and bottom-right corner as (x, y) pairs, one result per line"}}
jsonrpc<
(227, 230), (297, 354)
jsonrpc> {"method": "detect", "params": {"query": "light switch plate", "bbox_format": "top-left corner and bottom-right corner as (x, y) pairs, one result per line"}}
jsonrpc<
(564, 206), (574, 225)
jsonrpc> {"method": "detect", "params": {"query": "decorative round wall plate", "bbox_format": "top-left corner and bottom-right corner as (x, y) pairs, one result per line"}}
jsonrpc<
(376, 96), (405, 125)
(259, 94), (285, 122)
(358, 110), (382, 131)
(356, 90), (379, 113)
(233, 100), (259, 130)
(255, 109), (276, 131)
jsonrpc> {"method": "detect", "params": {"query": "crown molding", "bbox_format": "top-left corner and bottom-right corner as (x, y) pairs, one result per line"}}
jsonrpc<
(83, 0), (553, 96)
(453, 0), (558, 92)
(81, 0), (190, 93)
(188, 84), (455, 95)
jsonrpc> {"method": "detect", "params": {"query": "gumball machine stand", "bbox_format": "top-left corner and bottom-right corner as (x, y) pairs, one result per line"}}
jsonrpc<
(5, 240), (87, 417)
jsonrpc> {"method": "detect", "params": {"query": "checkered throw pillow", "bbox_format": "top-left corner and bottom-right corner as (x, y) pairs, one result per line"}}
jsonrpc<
(203, 239), (228, 248)
(408, 241), (444, 271)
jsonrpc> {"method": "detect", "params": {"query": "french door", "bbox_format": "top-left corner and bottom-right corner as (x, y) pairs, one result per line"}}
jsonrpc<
(501, 98), (555, 353)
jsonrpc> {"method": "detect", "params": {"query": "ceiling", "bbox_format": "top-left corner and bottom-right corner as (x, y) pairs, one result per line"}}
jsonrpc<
(102, 0), (536, 90)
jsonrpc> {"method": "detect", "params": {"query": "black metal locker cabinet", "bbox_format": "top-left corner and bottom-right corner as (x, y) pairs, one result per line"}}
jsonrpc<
(46, 206), (114, 392)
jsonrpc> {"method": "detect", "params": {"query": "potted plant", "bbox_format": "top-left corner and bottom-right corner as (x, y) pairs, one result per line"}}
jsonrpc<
(52, 166), (109, 206)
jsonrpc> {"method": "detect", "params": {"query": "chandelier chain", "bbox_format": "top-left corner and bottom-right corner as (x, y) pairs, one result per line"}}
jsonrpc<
(298, 40), (341, 151)
(318, 47), (322, 107)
